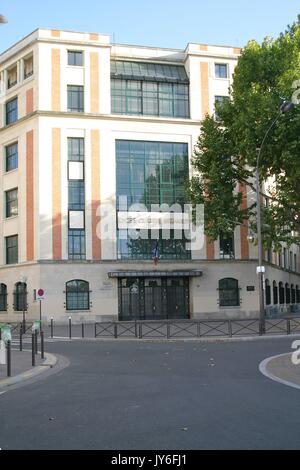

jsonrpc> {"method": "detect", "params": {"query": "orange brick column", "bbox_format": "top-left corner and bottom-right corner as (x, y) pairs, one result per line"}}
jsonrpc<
(90, 52), (99, 113)
(52, 49), (61, 111)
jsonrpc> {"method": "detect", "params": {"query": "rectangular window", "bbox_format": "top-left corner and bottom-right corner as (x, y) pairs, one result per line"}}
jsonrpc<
(6, 97), (18, 125)
(5, 142), (18, 172)
(214, 95), (229, 119)
(6, 188), (18, 218)
(24, 56), (33, 79)
(68, 137), (84, 161)
(6, 235), (18, 265)
(68, 230), (86, 260)
(68, 51), (83, 67)
(7, 65), (17, 89)
(215, 63), (228, 79)
(219, 232), (235, 259)
(67, 85), (84, 112)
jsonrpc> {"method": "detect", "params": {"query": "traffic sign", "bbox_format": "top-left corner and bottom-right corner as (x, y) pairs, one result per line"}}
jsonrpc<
(36, 288), (45, 300)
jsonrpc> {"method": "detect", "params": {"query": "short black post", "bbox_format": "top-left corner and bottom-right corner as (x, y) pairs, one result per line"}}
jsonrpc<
(139, 322), (142, 339)
(7, 340), (11, 377)
(135, 320), (137, 338)
(94, 323), (97, 338)
(69, 317), (72, 339)
(41, 331), (45, 360)
(35, 329), (38, 354)
(32, 333), (36, 366)
(228, 320), (233, 338)
(50, 317), (54, 338)
(197, 322), (201, 338)
(167, 321), (170, 339)
(82, 323), (85, 339)
(287, 319), (291, 335)
(19, 330), (23, 351)
(114, 323), (118, 339)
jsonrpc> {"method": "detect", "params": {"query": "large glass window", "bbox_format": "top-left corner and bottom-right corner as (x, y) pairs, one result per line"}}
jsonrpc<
(273, 281), (278, 305)
(219, 278), (240, 307)
(116, 140), (189, 260)
(66, 280), (89, 311)
(67, 85), (84, 112)
(68, 137), (84, 161)
(0, 284), (7, 311)
(6, 235), (18, 264)
(68, 181), (85, 210)
(6, 97), (18, 125)
(111, 60), (189, 118)
(68, 51), (83, 66)
(5, 142), (18, 172)
(6, 188), (18, 218)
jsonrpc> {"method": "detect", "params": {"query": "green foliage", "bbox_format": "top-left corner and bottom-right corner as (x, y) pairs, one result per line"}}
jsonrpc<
(189, 16), (300, 248)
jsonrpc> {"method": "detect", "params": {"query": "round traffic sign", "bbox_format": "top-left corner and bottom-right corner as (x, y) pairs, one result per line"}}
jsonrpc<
(37, 289), (44, 297)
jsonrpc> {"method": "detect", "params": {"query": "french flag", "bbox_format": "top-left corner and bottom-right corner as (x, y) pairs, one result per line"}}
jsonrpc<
(152, 239), (159, 266)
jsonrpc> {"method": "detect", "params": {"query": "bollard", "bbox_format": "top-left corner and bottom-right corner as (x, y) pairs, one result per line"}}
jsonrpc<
(19, 330), (23, 352)
(82, 323), (85, 339)
(94, 323), (97, 338)
(135, 320), (137, 338)
(69, 317), (72, 339)
(41, 331), (45, 360)
(50, 317), (54, 338)
(7, 340), (11, 377)
(35, 329), (38, 354)
(114, 323), (118, 339)
(32, 333), (36, 367)
(167, 321), (170, 339)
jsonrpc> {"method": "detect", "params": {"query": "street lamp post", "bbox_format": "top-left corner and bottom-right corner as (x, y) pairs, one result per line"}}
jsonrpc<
(256, 100), (294, 335)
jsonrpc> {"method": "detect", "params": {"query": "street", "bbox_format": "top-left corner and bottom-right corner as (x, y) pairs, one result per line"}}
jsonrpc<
(0, 337), (299, 450)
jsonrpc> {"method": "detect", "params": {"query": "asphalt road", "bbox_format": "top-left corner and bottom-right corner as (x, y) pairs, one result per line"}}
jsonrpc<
(0, 337), (299, 450)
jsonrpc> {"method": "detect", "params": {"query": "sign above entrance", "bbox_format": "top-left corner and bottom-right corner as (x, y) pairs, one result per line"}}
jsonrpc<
(118, 212), (191, 230)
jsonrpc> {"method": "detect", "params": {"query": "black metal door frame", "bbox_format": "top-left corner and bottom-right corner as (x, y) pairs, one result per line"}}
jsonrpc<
(118, 277), (190, 321)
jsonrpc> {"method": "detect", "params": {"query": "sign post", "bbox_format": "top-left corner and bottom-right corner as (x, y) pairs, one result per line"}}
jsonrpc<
(36, 289), (45, 331)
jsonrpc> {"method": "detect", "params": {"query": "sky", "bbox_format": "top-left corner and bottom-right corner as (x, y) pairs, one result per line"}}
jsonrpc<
(0, 0), (299, 52)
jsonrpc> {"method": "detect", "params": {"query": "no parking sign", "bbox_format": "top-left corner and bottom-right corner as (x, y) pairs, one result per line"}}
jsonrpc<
(36, 289), (45, 301)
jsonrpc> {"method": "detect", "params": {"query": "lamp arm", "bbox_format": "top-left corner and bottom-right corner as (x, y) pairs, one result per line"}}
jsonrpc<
(256, 111), (282, 172)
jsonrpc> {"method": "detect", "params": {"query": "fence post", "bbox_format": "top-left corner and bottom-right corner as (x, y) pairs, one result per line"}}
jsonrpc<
(69, 317), (72, 339)
(228, 320), (233, 338)
(6, 340), (11, 377)
(41, 331), (45, 360)
(94, 323), (97, 338)
(197, 322), (201, 338)
(50, 317), (54, 338)
(287, 319), (291, 335)
(135, 320), (137, 338)
(81, 323), (85, 339)
(35, 329), (38, 354)
(31, 333), (35, 367)
(19, 330), (23, 352)
(139, 322), (142, 339)
(114, 323), (118, 339)
(167, 321), (170, 339)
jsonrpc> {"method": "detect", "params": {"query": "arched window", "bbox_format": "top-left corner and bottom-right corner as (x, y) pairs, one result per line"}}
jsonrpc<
(13, 282), (27, 311)
(273, 281), (278, 305)
(265, 279), (271, 306)
(279, 282), (285, 305)
(66, 280), (89, 311)
(218, 278), (240, 307)
(291, 284), (296, 304)
(296, 286), (300, 304)
(285, 283), (291, 304)
(0, 284), (7, 311)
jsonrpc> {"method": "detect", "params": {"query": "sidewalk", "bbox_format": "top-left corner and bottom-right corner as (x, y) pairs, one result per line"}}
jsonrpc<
(0, 349), (57, 389)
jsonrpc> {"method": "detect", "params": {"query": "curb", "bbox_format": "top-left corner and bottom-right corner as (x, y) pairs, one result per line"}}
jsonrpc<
(0, 352), (58, 390)
(259, 353), (300, 391)
(46, 333), (300, 344)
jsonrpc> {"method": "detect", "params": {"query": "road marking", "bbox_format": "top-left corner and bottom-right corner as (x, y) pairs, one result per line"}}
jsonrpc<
(259, 353), (300, 391)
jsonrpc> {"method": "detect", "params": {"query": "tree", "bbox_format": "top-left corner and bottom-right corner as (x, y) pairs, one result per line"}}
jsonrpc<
(189, 16), (300, 250)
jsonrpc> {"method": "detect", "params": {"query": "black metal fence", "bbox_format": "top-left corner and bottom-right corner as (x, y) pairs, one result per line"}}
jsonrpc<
(5, 317), (300, 340)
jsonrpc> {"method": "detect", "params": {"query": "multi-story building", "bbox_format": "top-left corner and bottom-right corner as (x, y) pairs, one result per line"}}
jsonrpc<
(0, 28), (299, 323)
